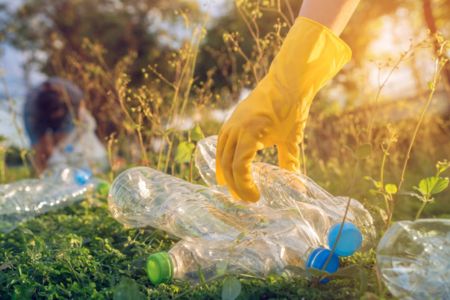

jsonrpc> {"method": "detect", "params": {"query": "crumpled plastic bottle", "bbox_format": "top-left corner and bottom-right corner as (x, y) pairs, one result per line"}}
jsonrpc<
(376, 219), (450, 300)
(146, 221), (362, 285)
(0, 167), (107, 233)
(195, 135), (376, 247)
(109, 166), (367, 284)
(108, 166), (314, 242)
(109, 135), (375, 284)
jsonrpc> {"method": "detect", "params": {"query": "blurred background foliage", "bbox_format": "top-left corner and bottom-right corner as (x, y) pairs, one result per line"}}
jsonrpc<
(1, 0), (450, 225)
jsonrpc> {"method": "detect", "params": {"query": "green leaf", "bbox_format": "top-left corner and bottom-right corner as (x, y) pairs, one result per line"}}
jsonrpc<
(356, 144), (372, 159)
(175, 141), (195, 164)
(431, 177), (449, 194)
(418, 176), (449, 196)
(191, 124), (205, 142)
(385, 183), (398, 195)
(418, 177), (435, 196)
(221, 276), (242, 300)
(113, 277), (145, 300)
(96, 181), (110, 198)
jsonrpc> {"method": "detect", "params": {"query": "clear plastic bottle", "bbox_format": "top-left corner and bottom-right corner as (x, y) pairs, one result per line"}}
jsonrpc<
(0, 167), (101, 233)
(109, 167), (363, 284)
(146, 222), (363, 285)
(195, 136), (376, 246)
(147, 240), (339, 285)
(108, 166), (312, 242)
(108, 166), (361, 245)
(376, 219), (450, 300)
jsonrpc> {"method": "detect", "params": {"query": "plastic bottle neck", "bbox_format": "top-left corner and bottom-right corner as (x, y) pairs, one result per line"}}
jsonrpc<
(168, 251), (182, 279)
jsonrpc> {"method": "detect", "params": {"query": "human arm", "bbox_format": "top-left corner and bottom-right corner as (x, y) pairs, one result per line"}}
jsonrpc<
(33, 132), (54, 173)
(216, 0), (359, 202)
(299, 0), (360, 36)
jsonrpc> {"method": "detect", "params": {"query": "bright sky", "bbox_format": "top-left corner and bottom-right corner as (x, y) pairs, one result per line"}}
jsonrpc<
(198, 0), (230, 18)
(365, 8), (435, 102)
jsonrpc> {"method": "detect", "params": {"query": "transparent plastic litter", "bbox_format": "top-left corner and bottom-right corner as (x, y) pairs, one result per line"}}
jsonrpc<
(376, 219), (450, 300)
(195, 135), (376, 247)
(147, 239), (339, 285)
(147, 222), (362, 285)
(109, 166), (360, 246)
(0, 166), (100, 233)
(109, 135), (375, 284)
(108, 166), (311, 242)
(47, 107), (109, 173)
(108, 166), (365, 284)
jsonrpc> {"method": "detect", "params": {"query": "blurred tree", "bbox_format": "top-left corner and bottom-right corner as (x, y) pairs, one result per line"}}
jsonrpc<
(3, 0), (203, 138)
(422, 0), (450, 89)
(195, 0), (302, 99)
(7, 0), (201, 83)
(425, 0), (450, 35)
(195, 0), (404, 97)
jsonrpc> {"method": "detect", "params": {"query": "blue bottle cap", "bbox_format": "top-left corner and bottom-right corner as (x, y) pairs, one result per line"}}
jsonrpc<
(327, 222), (362, 257)
(74, 168), (92, 185)
(306, 247), (339, 275)
(64, 144), (75, 153)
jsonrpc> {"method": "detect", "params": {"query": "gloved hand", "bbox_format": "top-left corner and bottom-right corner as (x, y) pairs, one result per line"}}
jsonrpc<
(216, 17), (352, 202)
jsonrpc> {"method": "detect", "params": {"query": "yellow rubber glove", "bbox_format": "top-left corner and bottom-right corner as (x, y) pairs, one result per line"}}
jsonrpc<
(216, 17), (352, 202)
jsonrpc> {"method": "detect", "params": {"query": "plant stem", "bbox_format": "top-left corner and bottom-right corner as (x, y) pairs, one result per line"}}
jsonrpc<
(0, 147), (5, 182)
(398, 55), (447, 192)
(415, 200), (428, 220)
(383, 195), (391, 221)
(322, 160), (360, 272)
(385, 198), (394, 229)
(367, 50), (410, 142)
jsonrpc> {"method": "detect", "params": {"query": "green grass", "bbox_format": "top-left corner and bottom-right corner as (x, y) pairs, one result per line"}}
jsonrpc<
(2, 150), (449, 299)
(2, 148), (449, 299)
(2, 155), (450, 299)
(0, 186), (383, 300)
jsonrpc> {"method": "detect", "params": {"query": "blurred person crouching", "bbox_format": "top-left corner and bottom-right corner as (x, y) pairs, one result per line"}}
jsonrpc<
(24, 77), (108, 174)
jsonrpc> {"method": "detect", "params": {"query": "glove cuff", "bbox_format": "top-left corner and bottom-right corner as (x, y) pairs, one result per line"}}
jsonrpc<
(295, 16), (352, 63)
(260, 16), (353, 112)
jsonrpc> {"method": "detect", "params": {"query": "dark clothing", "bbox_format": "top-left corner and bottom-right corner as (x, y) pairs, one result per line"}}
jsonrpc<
(24, 78), (83, 145)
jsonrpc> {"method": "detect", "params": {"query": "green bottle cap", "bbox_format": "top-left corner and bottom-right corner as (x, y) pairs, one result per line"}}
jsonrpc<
(146, 252), (173, 285)
(96, 181), (110, 197)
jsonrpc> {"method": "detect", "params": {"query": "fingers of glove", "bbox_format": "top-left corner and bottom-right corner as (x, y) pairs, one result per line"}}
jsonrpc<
(219, 131), (241, 199)
(277, 141), (300, 172)
(216, 131), (228, 186)
(232, 132), (261, 202)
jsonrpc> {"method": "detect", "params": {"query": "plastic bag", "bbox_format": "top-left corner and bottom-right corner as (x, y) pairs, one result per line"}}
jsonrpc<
(47, 107), (108, 172)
